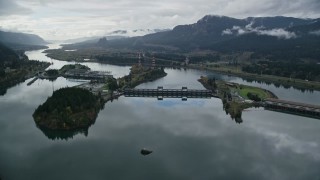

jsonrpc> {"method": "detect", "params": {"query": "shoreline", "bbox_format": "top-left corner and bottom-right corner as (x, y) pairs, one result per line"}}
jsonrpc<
(0, 61), (51, 95)
(41, 44), (319, 91)
(190, 65), (320, 91)
(44, 49), (320, 91)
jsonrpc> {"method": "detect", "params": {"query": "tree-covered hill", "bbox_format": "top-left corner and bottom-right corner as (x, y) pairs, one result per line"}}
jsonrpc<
(0, 30), (47, 46)
(0, 43), (19, 64)
(33, 87), (103, 130)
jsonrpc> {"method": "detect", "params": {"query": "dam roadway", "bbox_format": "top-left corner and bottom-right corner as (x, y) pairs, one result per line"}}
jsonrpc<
(123, 87), (320, 119)
(124, 86), (213, 100)
(264, 98), (320, 119)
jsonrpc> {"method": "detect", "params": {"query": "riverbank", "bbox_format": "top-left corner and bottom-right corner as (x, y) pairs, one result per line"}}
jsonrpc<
(191, 64), (320, 91)
(0, 61), (50, 95)
(44, 47), (320, 91)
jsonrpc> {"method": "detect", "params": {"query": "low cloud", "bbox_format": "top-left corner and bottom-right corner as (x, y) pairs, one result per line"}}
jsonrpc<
(310, 30), (320, 36)
(1, 0), (319, 40)
(0, 1), (31, 16)
(222, 29), (233, 35)
(222, 22), (297, 39)
(257, 29), (297, 39)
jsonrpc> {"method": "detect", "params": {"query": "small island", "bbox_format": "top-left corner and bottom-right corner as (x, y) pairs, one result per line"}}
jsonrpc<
(33, 63), (167, 138)
(118, 64), (167, 88)
(199, 76), (277, 122)
(33, 87), (104, 130)
(59, 63), (91, 74)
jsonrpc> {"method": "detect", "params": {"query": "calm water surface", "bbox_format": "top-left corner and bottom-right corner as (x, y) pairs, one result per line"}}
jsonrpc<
(25, 44), (131, 78)
(0, 46), (320, 180)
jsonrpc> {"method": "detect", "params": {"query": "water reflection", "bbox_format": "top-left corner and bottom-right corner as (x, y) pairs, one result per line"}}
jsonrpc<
(36, 125), (90, 140)
(207, 73), (315, 93)
(1, 45), (320, 179)
(32, 85), (106, 141)
(131, 95), (247, 124)
(1, 82), (320, 179)
(206, 72), (320, 105)
(24, 44), (320, 105)
(25, 44), (131, 78)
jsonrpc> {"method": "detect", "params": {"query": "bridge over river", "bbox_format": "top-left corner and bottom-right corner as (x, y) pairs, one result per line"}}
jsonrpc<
(124, 86), (213, 100)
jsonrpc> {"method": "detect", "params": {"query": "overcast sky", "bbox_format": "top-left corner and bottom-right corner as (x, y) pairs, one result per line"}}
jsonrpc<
(0, 0), (319, 40)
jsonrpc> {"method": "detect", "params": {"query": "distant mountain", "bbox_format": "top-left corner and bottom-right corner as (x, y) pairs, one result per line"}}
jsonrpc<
(64, 15), (320, 61)
(63, 29), (170, 44)
(245, 16), (316, 29)
(107, 29), (170, 37)
(62, 37), (99, 44)
(288, 20), (320, 35)
(140, 15), (318, 50)
(0, 30), (48, 47)
(63, 35), (125, 44)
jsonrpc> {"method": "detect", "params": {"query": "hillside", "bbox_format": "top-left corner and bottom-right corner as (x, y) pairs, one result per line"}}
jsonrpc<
(140, 15), (318, 50)
(0, 43), (19, 64)
(0, 30), (48, 50)
(0, 43), (50, 95)
(62, 15), (320, 61)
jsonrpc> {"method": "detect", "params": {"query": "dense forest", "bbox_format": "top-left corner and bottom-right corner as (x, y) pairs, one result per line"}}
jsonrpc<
(118, 65), (167, 88)
(33, 87), (103, 130)
(59, 64), (90, 74)
(0, 43), (20, 65)
(242, 60), (320, 81)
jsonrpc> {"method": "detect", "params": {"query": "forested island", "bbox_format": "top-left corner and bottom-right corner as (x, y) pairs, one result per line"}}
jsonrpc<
(118, 65), (167, 88)
(59, 63), (90, 74)
(32, 64), (166, 132)
(33, 87), (104, 130)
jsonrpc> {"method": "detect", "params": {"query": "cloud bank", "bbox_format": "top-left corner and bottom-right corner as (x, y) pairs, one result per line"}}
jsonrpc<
(0, 0), (31, 15)
(222, 23), (297, 39)
(0, 0), (319, 40)
(310, 30), (320, 36)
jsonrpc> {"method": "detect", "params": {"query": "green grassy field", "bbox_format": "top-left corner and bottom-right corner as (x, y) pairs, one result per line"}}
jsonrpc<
(237, 85), (271, 100)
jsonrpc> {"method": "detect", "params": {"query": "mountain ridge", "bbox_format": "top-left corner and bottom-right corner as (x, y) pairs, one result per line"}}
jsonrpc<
(63, 15), (320, 61)
(0, 30), (48, 48)
(139, 15), (318, 49)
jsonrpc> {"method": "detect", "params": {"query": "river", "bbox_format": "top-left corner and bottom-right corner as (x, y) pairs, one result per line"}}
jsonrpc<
(0, 45), (320, 180)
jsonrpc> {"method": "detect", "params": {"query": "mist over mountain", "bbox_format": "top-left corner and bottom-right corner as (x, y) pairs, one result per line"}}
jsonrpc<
(140, 15), (319, 50)
(63, 35), (126, 44)
(0, 30), (48, 48)
(62, 28), (170, 45)
(107, 29), (170, 37)
(63, 15), (320, 62)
